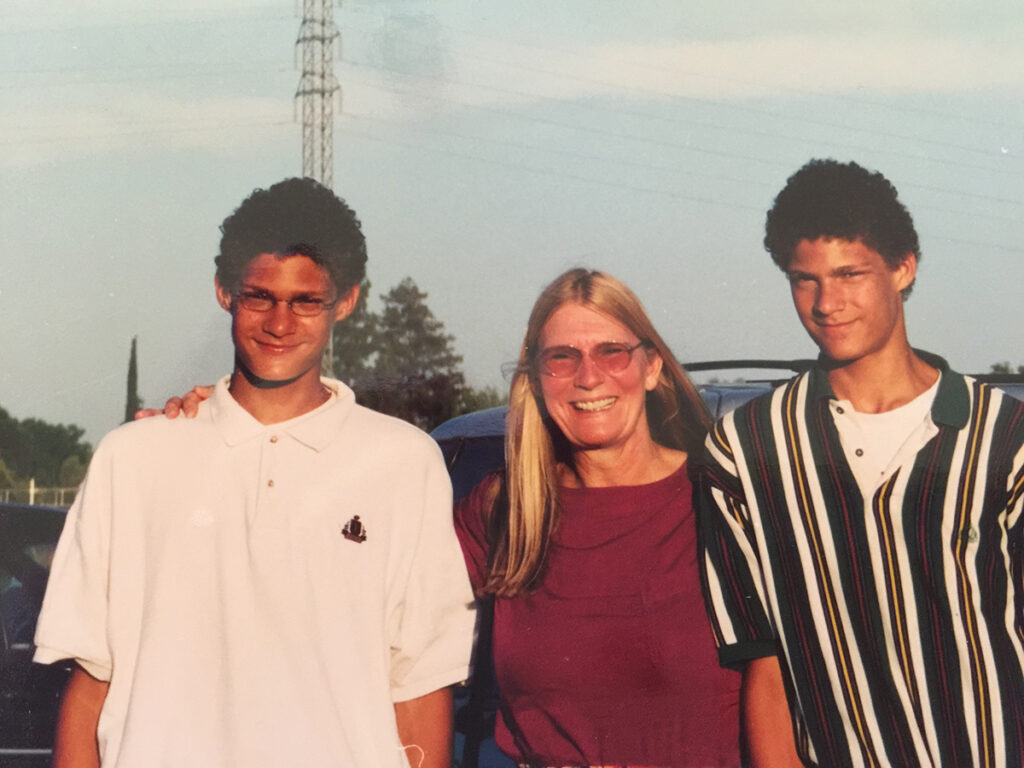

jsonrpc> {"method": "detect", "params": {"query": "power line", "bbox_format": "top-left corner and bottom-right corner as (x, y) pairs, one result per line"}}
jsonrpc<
(334, 119), (1024, 256)
(1, 63), (293, 89)
(426, 18), (1024, 134)
(0, 117), (292, 147)
(338, 47), (1023, 181)
(339, 106), (1024, 226)
(336, 62), (1024, 209)
(0, 6), (289, 36)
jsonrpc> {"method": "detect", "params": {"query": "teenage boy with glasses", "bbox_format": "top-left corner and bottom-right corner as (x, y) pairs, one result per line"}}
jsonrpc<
(34, 178), (475, 768)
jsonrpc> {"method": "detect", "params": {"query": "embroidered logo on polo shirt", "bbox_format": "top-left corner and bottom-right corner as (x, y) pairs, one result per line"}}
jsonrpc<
(342, 515), (367, 543)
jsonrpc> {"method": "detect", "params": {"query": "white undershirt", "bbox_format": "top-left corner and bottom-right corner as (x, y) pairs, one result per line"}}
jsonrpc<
(831, 376), (940, 496)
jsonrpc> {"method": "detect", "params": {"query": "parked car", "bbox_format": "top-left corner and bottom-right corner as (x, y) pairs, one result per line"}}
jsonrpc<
(432, 362), (1024, 767)
(0, 502), (71, 768)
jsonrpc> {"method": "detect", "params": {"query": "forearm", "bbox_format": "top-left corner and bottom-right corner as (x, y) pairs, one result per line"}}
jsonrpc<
(393, 687), (453, 768)
(742, 655), (803, 767)
(53, 665), (109, 768)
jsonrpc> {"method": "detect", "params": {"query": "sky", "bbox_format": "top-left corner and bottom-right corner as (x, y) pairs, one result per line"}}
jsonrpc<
(2, 0), (1022, 446)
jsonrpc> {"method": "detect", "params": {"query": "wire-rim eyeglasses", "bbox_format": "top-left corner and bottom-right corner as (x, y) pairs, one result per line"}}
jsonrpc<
(234, 290), (339, 317)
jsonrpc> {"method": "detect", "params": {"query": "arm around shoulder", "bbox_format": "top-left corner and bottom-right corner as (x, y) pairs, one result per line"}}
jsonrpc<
(53, 664), (109, 768)
(742, 655), (803, 768)
(132, 384), (214, 421)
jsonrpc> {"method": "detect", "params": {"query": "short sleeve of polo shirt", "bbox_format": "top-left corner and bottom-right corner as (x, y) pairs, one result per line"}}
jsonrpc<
(34, 435), (115, 680)
(697, 418), (779, 670)
(385, 444), (475, 702)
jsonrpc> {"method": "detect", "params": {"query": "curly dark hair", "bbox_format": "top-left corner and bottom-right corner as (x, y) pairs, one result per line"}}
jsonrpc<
(215, 177), (367, 295)
(764, 159), (920, 296)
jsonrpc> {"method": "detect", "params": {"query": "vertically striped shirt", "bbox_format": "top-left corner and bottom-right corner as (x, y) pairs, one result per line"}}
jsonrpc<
(698, 354), (1024, 768)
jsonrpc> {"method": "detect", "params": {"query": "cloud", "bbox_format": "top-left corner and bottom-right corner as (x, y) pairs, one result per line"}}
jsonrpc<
(531, 34), (1024, 102)
(332, 29), (1024, 125)
(605, 35), (1024, 97)
(1, 2), (286, 33)
(0, 90), (291, 168)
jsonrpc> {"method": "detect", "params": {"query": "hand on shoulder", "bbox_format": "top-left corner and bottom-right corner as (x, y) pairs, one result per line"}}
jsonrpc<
(133, 385), (214, 421)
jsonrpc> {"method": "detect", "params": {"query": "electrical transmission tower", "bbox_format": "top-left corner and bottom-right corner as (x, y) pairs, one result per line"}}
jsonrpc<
(295, 0), (341, 374)
(295, 0), (340, 188)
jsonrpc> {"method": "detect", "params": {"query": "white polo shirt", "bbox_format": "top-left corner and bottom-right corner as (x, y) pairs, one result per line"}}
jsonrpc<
(35, 378), (475, 768)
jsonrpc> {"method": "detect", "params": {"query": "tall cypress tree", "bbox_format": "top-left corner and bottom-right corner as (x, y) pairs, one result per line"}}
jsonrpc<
(124, 336), (142, 423)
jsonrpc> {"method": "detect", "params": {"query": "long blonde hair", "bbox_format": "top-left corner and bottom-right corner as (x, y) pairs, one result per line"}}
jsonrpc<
(483, 268), (711, 597)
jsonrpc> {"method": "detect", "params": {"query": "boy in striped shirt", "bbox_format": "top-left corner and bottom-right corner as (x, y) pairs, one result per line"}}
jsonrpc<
(698, 159), (1024, 767)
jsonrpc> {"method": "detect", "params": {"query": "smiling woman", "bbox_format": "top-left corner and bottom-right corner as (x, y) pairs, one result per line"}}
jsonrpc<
(535, 303), (662, 459)
(453, 268), (741, 768)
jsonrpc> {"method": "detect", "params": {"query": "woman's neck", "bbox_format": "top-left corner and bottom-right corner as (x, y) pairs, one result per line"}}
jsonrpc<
(563, 440), (686, 488)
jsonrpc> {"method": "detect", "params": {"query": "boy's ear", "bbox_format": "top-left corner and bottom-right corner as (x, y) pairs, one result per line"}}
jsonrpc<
(893, 252), (917, 293)
(332, 284), (360, 322)
(214, 276), (233, 312)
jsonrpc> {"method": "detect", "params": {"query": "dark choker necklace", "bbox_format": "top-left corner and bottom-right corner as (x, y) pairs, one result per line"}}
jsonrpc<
(235, 356), (305, 390)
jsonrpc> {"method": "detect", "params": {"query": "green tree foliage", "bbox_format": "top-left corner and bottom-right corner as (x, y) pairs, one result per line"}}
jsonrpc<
(459, 385), (507, 413)
(59, 454), (88, 487)
(332, 277), (505, 431)
(0, 405), (92, 487)
(0, 457), (15, 489)
(332, 279), (379, 381)
(0, 407), (19, 466)
(375, 278), (465, 380)
(124, 335), (143, 423)
(990, 361), (1024, 375)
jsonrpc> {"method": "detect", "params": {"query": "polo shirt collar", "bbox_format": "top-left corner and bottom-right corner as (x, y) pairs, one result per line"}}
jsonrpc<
(209, 376), (356, 450)
(806, 349), (969, 429)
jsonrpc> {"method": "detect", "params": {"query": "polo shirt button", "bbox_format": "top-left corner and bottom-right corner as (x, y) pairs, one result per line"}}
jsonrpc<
(855, 448), (863, 457)
(268, 479), (275, 488)
(270, 435), (278, 444)
(966, 527), (978, 543)
(836, 406), (845, 414)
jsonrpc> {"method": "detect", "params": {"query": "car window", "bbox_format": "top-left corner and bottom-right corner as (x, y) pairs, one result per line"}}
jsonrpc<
(1, 542), (55, 649)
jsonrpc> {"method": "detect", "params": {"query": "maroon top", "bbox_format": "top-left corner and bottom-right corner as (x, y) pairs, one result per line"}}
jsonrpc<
(455, 464), (741, 767)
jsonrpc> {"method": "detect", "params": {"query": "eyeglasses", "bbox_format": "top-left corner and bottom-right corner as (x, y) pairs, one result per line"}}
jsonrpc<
(234, 290), (337, 317)
(536, 341), (648, 378)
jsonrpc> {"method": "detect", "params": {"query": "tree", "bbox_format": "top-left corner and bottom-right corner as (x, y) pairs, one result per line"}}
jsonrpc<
(59, 454), (87, 487)
(0, 407), (91, 488)
(332, 279), (378, 383)
(0, 457), (15, 489)
(0, 406), (19, 465)
(331, 277), (501, 431)
(375, 278), (465, 380)
(458, 384), (506, 414)
(349, 278), (468, 431)
(124, 335), (143, 423)
(990, 361), (1024, 375)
